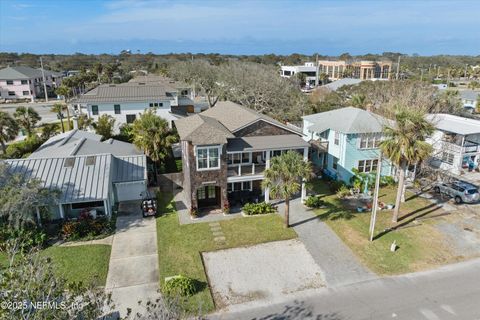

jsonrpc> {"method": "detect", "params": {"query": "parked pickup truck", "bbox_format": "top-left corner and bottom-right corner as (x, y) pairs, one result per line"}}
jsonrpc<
(433, 181), (480, 204)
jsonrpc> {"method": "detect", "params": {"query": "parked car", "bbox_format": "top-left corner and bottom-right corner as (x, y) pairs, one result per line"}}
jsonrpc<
(433, 181), (480, 204)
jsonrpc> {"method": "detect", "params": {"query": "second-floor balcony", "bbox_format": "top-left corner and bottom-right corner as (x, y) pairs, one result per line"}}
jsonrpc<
(227, 164), (266, 178)
(463, 142), (480, 153)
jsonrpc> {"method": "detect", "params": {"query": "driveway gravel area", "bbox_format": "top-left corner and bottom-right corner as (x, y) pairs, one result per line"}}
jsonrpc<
(202, 239), (325, 309)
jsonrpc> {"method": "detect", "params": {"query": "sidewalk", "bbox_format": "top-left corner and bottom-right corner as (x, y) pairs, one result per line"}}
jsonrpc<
(105, 201), (160, 316)
(277, 198), (377, 287)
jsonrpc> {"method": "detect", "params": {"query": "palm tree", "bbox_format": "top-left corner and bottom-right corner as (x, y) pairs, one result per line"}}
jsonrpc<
(131, 110), (178, 175)
(55, 86), (72, 129)
(13, 106), (41, 137)
(40, 123), (57, 141)
(350, 94), (369, 109)
(380, 108), (435, 223)
(50, 103), (67, 133)
(262, 151), (312, 228)
(0, 111), (19, 153)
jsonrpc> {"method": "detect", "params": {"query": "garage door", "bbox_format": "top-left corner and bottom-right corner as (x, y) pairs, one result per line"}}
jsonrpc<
(115, 181), (147, 202)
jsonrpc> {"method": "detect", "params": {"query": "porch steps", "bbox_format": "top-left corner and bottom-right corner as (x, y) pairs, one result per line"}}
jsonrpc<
(209, 222), (226, 245)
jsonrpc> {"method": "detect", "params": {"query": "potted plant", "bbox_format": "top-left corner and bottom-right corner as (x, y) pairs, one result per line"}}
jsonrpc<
(190, 207), (198, 219)
(222, 200), (230, 215)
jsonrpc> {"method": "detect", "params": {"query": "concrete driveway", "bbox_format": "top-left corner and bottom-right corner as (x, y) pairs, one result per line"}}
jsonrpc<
(105, 201), (159, 316)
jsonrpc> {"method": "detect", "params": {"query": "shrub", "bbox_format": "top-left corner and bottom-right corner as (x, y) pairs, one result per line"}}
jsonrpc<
(0, 227), (47, 251)
(329, 180), (346, 193)
(336, 185), (351, 199)
(163, 275), (197, 297)
(304, 195), (326, 208)
(242, 202), (276, 215)
(61, 215), (112, 241)
(380, 176), (396, 187)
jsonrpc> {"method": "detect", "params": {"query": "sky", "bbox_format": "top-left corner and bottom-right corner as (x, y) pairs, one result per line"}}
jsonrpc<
(0, 0), (479, 55)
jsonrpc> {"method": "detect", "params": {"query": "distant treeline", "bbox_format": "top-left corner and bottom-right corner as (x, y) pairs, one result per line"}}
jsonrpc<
(1, 52), (479, 78)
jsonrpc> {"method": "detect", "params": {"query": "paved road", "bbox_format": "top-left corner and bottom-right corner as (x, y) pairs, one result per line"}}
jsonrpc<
(278, 198), (376, 287)
(105, 201), (160, 317)
(0, 100), (68, 124)
(212, 257), (480, 320)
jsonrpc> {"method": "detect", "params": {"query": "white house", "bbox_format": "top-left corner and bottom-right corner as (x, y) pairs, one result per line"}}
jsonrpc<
(426, 114), (480, 175)
(280, 62), (318, 87)
(73, 77), (204, 131)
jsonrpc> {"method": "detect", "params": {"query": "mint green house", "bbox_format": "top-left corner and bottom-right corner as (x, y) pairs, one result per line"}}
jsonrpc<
(302, 107), (394, 184)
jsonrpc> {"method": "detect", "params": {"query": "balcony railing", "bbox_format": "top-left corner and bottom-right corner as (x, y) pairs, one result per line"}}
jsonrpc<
(227, 164), (266, 177)
(463, 144), (480, 153)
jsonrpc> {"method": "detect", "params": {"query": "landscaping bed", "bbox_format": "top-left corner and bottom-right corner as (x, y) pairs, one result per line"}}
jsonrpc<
(156, 192), (296, 313)
(309, 179), (458, 275)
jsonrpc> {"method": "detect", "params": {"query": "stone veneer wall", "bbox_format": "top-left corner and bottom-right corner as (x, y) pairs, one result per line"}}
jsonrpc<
(234, 120), (294, 137)
(182, 141), (228, 210)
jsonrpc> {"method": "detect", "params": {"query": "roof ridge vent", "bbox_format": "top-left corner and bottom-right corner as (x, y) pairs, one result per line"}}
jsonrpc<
(58, 130), (77, 146)
(69, 137), (86, 155)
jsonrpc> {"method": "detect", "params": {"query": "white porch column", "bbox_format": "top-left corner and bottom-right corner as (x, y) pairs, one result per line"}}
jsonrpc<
(301, 147), (308, 203)
(104, 200), (110, 217)
(58, 204), (65, 219)
(265, 150), (271, 203)
(35, 207), (42, 227)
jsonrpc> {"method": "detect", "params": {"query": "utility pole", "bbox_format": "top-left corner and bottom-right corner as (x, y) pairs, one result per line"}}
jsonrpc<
(464, 64), (468, 79)
(369, 152), (383, 242)
(396, 55), (401, 80)
(315, 54), (319, 87)
(40, 56), (49, 102)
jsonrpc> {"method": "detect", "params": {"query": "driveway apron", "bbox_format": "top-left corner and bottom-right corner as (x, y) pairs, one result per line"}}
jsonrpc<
(278, 198), (377, 287)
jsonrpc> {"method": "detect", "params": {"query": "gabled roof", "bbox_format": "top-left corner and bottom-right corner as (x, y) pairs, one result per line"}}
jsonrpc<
(426, 114), (480, 135)
(0, 66), (61, 80)
(227, 135), (309, 152)
(200, 101), (299, 133)
(73, 83), (176, 104)
(4, 155), (113, 203)
(175, 114), (234, 145)
(303, 107), (390, 134)
(30, 129), (143, 158)
(128, 75), (190, 89)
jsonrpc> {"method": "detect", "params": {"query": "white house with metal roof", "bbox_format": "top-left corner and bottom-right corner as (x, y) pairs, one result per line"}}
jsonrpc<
(0, 66), (63, 101)
(302, 107), (394, 183)
(459, 90), (479, 112)
(426, 114), (480, 175)
(2, 130), (147, 220)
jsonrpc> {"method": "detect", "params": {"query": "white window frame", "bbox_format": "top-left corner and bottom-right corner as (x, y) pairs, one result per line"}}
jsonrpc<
(227, 181), (253, 192)
(334, 132), (340, 145)
(358, 133), (382, 149)
(441, 152), (455, 165)
(196, 146), (221, 171)
(227, 152), (252, 166)
(357, 159), (379, 173)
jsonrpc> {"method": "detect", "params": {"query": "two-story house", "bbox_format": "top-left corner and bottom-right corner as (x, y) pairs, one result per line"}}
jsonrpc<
(426, 114), (480, 175)
(174, 101), (310, 211)
(74, 76), (206, 131)
(0, 66), (63, 101)
(302, 107), (394, 184)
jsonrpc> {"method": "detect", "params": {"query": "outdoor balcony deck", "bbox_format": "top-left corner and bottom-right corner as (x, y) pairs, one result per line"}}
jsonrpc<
(227, 164), (266, 177)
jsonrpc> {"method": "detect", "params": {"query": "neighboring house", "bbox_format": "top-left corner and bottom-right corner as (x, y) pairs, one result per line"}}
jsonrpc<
(459, 90), (479, 113)
(426, 114), (480, 175)
(321, 78), (363, 91)
(74, 76), (205, 131)
(174, 101), (309, 211)
(2, 130), (147, 220)
(0, 66), (63, 101)
(280, 62), (318, 86)
(302, 107), (394, 184)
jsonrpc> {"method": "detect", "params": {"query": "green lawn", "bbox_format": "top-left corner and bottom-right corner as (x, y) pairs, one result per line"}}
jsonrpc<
(1, 245), (111, 286)
(156, 192), (296, 313)
(310, 179), (456, 275)
(41, 245), (111, 285)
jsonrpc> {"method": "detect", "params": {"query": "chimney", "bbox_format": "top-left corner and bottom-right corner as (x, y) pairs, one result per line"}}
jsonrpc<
(73, 116), (79, 130)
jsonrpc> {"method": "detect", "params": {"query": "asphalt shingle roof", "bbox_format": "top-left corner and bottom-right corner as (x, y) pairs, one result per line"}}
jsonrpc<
(227, 135), (310, 152)
(175, 114), (234, 145)
(0, 66), (61, 80)
(303, 107), (390, 134)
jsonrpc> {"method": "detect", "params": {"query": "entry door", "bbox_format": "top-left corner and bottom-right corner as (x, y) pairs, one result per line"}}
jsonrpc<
(197, 186), (220, 208)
